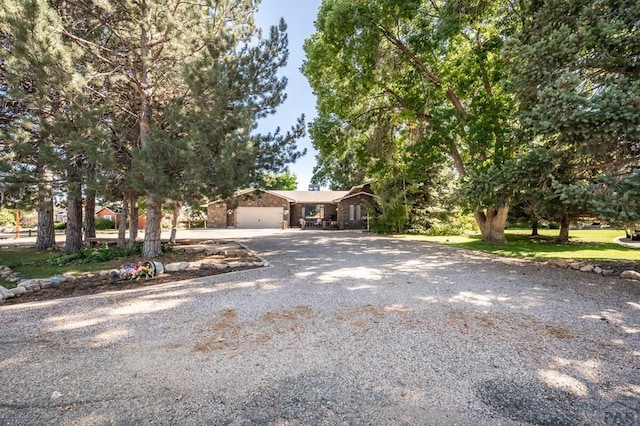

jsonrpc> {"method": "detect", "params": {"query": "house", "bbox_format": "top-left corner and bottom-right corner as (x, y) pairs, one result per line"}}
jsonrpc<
(206, 183), (376, 230)
(95, 207), (117, 222)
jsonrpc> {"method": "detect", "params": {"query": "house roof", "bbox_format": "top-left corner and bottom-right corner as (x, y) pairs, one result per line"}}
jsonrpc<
(206, 186), (373, 205)
(332, 191), (376, 203)
(95, 206), (116, 215)
(270, 190), (349, 204)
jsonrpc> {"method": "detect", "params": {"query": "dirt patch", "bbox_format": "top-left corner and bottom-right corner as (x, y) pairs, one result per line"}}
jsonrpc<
(2, 248), (262, 306)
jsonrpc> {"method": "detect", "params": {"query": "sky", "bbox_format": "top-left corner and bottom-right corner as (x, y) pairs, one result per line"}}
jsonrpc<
(255, 0), (323, 190)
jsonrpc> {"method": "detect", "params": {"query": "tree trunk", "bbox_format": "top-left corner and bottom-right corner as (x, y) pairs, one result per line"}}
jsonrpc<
(64, 159), (83, 253)
(530, 219), (539, 236)
(143, 193), (163, 258)
(117, 195), (129, 249)
(35, 166), (55, 249)
(556, 214), (571, 243)
(129, 194), (139, 249)
(170, 203), (180, 244)
(474, 205), (509, 244)
(84, 182), (96, 241)
(65, 166), (83, 254)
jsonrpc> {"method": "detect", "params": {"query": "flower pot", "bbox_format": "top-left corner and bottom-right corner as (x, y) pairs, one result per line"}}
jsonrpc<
(144, 261), (164, 276)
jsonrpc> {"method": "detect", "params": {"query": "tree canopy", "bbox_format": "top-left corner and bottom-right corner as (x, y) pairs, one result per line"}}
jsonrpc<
(1, 0), (305, 255)
(304, 0), (640, 241)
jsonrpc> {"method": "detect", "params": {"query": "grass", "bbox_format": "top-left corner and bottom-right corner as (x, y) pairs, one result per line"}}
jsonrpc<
(396, 229), (639, 262)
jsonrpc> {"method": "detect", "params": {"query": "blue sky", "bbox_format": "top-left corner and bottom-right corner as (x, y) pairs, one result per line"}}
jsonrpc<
(255, 0), (322, 190)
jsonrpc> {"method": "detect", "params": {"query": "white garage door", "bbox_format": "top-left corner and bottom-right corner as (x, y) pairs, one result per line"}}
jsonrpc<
(236, 207), (283, 229)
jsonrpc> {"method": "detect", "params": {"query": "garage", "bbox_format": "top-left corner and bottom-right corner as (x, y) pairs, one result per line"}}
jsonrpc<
(235, 207), (283, 229)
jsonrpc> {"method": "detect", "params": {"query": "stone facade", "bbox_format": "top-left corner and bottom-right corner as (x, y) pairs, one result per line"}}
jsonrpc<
(207, 190), (290, 228)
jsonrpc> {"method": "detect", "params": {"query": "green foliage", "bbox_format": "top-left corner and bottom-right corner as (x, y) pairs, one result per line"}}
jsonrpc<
(0, 208), (15, 225)
(47, 245), (142, 267)
(259, 171), (298, 190)
(508, 0), (640, 234)
(304, 0), (520, 241)
(95, 218), (115, 230)
(54, 222), (67, 230)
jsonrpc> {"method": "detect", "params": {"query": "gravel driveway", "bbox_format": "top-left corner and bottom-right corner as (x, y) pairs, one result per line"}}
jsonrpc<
(1, 230), (639, 425)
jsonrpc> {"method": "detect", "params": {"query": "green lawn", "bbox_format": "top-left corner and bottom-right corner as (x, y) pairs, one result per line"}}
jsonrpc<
(396, 229), (639, 261)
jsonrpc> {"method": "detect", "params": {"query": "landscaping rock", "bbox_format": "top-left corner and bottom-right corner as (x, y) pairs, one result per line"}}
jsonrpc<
(0, 286), (13, 298)
(62, 273), (77, 281)
(569, 263), (583, 270)
(7, 274), (22, 283)
(548, 260), (570, 268)
(601, 270), (615, 276)
(50, 277), (63, 287)
(18, 280), (43, 292)
(165, 262), (189, 272)
(10, 286), (26, 296)
(199, 263), (217, 270)
(620, 270), (640, 281)
(579, 265), (595, 272)
(593, 266), (603, 274)
(215, 263), (229, 270)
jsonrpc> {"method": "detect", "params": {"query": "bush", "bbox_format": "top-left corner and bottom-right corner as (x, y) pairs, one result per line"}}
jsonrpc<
(95, 218), (115, 230)
(0, 208), (15, 226)
(47, 244), (142, 267)
(54, 222), (67, 230)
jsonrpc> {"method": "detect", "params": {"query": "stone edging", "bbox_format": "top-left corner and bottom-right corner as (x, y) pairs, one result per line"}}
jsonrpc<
(546, 259), (640, 281)
(0, 240), (267, 303)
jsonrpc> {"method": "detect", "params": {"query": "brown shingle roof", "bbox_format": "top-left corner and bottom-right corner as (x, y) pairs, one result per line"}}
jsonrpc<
(270, 190), (349, 204)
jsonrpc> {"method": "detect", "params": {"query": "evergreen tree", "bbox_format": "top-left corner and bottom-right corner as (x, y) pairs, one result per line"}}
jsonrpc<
(1, 0), (86, 249)
(59, 1), (304, 257)
(508, 0), (640, 241)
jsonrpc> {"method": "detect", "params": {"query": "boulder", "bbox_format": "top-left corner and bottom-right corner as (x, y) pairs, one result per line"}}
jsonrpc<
(593, 266), (603, 274)
(18, 280), (41, 292)
(10, 286), (27, 296)
(165, 262), (189, 272)
(620, 270), (640, 281)
(579, 265), (595, 272)
(0, 286), (13, 298)
(50, 277), (64, 287)
(199, 263), (217, 270)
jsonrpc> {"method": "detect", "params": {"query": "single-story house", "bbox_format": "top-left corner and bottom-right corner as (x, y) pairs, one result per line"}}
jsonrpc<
(206, 183), (376, 230)
(95, 207), (117, 221)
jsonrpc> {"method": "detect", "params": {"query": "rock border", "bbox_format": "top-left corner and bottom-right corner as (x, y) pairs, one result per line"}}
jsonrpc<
(0, 240), (270, 304)
(546, 259), (640, 281)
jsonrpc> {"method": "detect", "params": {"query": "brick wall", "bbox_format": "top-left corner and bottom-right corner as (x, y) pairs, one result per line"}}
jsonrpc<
(207, 203), (228, 228)
(336, 194), (374, 230)
(207, 191), (290, 228)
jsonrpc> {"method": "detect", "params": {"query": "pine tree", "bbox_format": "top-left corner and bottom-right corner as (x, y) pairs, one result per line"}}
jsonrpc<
(1, 0), (86, 249)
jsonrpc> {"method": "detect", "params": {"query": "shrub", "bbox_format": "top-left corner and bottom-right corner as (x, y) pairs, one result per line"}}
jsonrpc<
(54, 222), (67, 230)
(47, 244), (142, 267)
(95, 218), (115, 230)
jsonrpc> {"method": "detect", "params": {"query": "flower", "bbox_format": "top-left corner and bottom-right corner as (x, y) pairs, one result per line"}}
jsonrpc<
(111, 262), (156, 281)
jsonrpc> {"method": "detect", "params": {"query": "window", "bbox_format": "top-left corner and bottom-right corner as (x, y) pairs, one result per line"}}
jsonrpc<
(349, 204), (362, 221)
(302, 204), (325, 219)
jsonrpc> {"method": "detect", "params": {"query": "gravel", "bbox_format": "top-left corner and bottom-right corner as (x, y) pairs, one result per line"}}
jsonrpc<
(1, 229), (639, 425)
